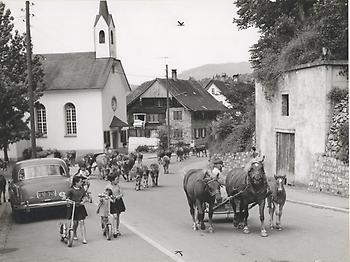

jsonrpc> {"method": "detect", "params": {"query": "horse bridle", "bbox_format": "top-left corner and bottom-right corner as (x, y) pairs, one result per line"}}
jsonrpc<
(205, 178), (221, 196)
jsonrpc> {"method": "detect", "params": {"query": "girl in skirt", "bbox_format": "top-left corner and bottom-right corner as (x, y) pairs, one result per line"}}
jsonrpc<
(66, 175), (88, 244)
(106, 173), (126, 238)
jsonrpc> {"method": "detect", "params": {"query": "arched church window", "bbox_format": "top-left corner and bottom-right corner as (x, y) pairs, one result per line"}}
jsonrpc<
(99, 30), (105, 43)
(65, 103), (77, 135)
(111, 31), (114, 44)
(36, 103), (47, 136)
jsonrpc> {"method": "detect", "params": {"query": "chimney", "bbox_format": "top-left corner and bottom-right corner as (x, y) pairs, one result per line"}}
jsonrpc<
(171, 69), (177, 80)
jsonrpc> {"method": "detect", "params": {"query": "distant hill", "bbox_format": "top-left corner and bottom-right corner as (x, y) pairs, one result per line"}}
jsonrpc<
(178, 62), (252, 80)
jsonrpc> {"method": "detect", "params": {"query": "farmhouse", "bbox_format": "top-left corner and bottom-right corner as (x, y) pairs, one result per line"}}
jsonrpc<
(127, 70), (227, 151)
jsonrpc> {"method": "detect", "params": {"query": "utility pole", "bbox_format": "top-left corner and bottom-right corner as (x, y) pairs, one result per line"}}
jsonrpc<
(166, 64), (170, 150)
(26, 1), (36, 158)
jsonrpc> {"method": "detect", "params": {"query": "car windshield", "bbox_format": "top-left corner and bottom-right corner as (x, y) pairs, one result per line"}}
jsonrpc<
(19, 164), (66, 180)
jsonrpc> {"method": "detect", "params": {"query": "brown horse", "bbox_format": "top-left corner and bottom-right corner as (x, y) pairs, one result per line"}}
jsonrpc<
(183, 169), (222, 233)
(267, 175), (286, 230)
(225, 159), (269, 237)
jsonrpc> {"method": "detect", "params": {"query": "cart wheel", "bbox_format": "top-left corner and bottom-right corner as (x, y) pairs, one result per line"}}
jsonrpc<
(106, 224), (112, 240)
(67, 229), (74, 247)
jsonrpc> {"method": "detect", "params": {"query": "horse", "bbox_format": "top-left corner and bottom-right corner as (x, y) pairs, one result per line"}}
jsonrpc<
(267, 175), (286, 230)
(183, 169), (222, 233)
(161, 155), (170, 174)
(149, 163), (160, 186)
(225, 159), (269, 237)
(0, 173), (6, 204)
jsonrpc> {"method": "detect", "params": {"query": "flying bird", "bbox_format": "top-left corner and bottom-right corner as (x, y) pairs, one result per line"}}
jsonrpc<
(177, 21), (185, 26)
(174, 250), (183, 256)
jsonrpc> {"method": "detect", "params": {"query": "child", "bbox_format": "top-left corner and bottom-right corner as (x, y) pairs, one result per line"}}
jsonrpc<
(65, 175), (88, 244)
(106, 173), (126, 238)
(74, 163), (91, 202)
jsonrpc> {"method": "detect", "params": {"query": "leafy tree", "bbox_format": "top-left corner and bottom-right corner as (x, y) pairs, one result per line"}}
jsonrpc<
(234, 0), (348, 99)
(0, 2), (45, 161)
(208, 78), (255, 153)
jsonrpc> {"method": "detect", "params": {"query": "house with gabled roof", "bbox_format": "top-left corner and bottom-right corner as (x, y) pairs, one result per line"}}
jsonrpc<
(205, 79), (232, 108)
(3, 0), (130, 160)
(127, 70), (226, 148)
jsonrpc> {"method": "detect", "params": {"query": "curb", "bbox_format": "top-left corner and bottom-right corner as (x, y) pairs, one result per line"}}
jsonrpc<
(286, 199), (349, 213)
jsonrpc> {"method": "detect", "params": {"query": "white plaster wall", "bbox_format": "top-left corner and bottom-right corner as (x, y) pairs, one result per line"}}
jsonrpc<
(128, 137), (159, 153)
(36, 90), (103, 152)
(101, 61), (129, 147)
(208, 83), (231, 108)
(256, 63), (348, 184)
(94, 17), (114, 59)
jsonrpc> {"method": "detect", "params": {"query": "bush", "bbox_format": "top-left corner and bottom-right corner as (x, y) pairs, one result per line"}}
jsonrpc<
(23, 146), (43, 160)
(136, 145), (149, 153)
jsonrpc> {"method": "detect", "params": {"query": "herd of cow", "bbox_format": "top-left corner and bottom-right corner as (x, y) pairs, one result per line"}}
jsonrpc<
(63, 144), (208, 192)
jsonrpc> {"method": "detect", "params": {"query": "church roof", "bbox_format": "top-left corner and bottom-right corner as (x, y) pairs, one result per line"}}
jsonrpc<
(40, 52), (130, 91)
(127, 78), (227, 112)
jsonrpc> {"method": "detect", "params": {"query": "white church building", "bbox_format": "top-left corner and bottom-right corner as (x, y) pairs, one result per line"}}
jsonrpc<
(3, 0), (130, 160)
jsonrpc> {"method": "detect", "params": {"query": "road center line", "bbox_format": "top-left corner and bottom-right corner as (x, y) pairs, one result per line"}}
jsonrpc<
(93, 202), (185, 262)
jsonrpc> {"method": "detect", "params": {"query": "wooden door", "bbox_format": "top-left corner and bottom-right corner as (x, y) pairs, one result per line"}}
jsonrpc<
(276, 132), (295, 184)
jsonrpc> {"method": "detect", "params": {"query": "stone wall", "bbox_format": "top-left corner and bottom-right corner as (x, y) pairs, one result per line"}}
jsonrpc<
(308, 154), (349, 197)
(325, 94), (349, 158)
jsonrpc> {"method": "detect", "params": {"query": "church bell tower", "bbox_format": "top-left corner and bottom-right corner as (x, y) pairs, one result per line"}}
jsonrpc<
(94, 0), (116, 59)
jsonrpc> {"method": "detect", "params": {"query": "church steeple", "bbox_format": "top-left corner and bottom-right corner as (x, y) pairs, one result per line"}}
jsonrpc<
(94, 0), (116, 59)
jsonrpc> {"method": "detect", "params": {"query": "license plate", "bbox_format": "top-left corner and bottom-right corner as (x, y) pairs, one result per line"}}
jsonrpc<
(37, 190), (56, 198)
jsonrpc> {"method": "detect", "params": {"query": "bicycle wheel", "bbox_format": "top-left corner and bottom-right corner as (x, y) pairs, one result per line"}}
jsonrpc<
(67, 229), (74, 247)
(106, 224), (112, 240)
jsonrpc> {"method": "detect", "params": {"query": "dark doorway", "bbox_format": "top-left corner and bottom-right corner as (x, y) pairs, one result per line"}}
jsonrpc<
(112, 131), (118, 149)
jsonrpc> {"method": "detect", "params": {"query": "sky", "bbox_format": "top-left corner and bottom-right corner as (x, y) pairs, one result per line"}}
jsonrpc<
(3, 0), (260, 85)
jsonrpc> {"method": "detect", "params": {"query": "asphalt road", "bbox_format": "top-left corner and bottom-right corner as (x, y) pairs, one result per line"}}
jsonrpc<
(0, 156), (348, 262)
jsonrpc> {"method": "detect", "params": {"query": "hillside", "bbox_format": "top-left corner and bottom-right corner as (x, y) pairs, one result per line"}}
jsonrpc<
(178, 62), (252, 80)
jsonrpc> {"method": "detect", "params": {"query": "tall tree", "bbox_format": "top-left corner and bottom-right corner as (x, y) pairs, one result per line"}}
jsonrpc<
(0, 2), (45, 161)
(233, 0), (348, 99)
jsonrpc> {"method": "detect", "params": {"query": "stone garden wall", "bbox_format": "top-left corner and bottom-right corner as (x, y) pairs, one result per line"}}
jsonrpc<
(308, 154), (349, 197)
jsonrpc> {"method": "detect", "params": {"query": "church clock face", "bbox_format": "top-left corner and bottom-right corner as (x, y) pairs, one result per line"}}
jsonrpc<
(111, 96), (117, 111)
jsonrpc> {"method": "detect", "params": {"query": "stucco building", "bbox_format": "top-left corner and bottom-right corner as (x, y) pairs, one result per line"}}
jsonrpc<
(256, 60), (348, 185)
(3, 0), (130, 160)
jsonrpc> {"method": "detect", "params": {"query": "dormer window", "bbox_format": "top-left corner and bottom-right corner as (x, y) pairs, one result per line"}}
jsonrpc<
(99, 30), (105, 43)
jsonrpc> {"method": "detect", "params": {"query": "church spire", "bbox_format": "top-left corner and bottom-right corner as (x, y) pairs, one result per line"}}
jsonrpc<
(94, 0), (116, 59)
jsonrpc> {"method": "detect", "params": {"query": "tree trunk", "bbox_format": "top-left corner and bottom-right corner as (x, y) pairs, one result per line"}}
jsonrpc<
(3, 144), (9, 162)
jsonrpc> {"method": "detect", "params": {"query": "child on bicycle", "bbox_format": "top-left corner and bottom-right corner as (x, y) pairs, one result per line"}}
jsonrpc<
(65, 175), (88, 244)
(96, 188), (112, 235)
(105, 173), (126, 238)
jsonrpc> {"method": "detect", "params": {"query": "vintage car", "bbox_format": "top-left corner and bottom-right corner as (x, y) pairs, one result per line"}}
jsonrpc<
(8, 158), (71, 221)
